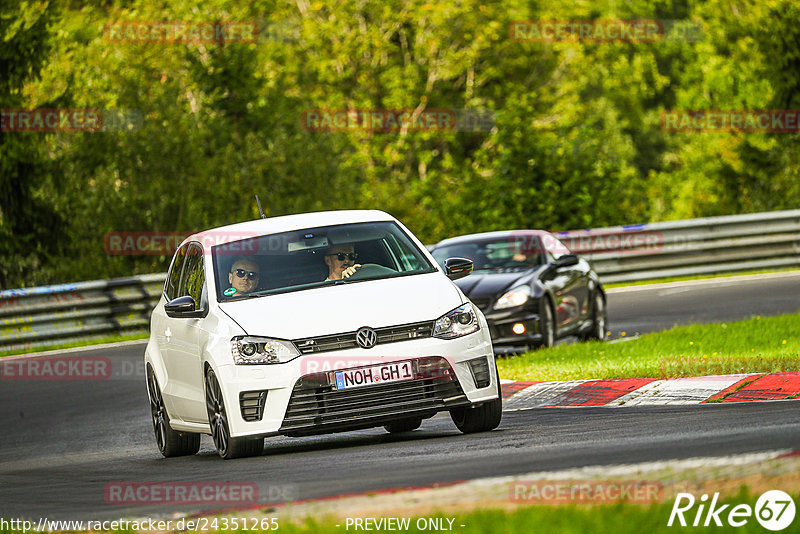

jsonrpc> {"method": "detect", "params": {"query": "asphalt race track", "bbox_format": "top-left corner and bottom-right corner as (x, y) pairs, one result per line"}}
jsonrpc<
(606, 272), (800, 337)
(2, 272), (800, 520)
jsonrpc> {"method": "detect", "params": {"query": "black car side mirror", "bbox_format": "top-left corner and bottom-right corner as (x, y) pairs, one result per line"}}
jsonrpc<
(444, 257), (474, 280)
(553, 254), (579, 269)
(165, 295), (205, 318)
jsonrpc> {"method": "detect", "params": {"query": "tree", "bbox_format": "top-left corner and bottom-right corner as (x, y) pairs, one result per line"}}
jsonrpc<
(0, 0), (62, 288)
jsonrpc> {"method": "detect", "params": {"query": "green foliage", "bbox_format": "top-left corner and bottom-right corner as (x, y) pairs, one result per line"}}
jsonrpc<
(0, 0), (62, 288)
(2, 0), (799, 287)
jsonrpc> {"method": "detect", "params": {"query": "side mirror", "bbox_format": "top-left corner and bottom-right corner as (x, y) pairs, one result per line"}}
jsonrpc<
(444, 257), (473, 281)
(553, 254), (579, 269)
(165, 295), (204, 318)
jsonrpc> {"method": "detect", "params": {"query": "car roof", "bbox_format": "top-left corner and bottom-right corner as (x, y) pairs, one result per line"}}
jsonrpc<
(432, 230), (553, 249)
(184, 210), (397, 248)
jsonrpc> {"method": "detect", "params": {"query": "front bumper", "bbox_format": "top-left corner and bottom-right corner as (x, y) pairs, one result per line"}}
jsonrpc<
(214, 330), (498, 438)
(279, 356), (469, 436)
(480, 305), (544, 349)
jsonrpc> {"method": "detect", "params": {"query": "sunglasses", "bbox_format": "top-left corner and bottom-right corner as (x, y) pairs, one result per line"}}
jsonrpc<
(233, 268), (260, 280)
(327, 252), (358, 261)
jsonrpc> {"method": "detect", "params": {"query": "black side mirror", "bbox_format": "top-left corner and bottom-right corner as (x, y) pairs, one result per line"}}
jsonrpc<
(444, 257), (474, 280)
(165, 295), (204, 318)
(553, 254), (579, 269)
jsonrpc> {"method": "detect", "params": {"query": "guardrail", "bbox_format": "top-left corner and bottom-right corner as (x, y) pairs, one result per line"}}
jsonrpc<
(556, 209), (800, 284)
(2, 209), (799, 353)
(0, 275), (165, 353)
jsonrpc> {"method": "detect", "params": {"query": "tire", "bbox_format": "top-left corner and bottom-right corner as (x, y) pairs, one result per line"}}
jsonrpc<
(580, 292), (608, 342)
(532, 299), (555, 349)
(205, 368), (263, 459)
(146, 366), (200, 457)
(450, 397), (502, 434)
(384, 417), (423, 434)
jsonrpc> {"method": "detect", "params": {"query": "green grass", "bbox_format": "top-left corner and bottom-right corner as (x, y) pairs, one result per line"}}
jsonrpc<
(0, 332), (147, 358)
(604, 267), (800, 289)
(497, 313), (800, 381)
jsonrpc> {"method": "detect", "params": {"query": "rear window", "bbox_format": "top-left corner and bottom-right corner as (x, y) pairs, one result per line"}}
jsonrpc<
(212, 221), (436, 301)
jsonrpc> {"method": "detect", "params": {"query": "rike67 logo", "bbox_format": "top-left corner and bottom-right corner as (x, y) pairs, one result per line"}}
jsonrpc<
(668, 490), (796, 531)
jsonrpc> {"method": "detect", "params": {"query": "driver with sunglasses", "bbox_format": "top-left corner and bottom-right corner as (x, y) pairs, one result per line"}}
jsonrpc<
(227, 257), (261, 295)
(324, 244), (362, 281)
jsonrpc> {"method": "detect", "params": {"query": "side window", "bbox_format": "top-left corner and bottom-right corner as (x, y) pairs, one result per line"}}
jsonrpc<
(180, 244), (205, 304)
(165, 245), (188, 300)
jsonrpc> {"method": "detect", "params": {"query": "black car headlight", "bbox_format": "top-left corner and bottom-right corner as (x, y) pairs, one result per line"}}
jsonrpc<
(231, 336), (300, 364)
(433, 303), (480, 339)
(494, 285), (531, 310)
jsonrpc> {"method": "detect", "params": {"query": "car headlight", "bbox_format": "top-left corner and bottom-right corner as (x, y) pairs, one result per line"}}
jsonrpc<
(433, 303), (480, 339)
(494, 285), (531, 310)
(231, 336), (300, 365)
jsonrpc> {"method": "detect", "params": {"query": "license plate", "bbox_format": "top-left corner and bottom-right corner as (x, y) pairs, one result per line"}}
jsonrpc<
(334, 361), (414, 390)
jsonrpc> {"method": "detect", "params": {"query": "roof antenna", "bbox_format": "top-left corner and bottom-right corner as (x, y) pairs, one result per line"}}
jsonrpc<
(255, 195), (267, 219)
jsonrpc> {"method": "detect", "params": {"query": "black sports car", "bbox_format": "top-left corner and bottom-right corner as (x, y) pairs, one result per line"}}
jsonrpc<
(430, 230), (607, 352)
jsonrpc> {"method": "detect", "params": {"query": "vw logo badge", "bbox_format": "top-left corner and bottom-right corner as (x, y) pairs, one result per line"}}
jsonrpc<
(356, 327), (377, 349)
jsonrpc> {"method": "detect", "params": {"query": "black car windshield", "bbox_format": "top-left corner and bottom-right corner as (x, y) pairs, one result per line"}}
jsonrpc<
(212, 221), (436, 301)
(431, 236), (546, 272)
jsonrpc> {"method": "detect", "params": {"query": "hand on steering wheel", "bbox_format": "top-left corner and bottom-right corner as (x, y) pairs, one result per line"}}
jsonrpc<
(341, 264), (363, 278)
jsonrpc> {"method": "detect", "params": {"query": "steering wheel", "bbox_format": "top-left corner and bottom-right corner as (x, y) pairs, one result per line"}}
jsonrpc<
(345, 263), (397, 280)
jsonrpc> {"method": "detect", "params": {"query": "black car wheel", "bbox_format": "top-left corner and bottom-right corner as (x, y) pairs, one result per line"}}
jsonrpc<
(450, 398), (502, 433)
(205, 368), (263, 459)
(581, 292), (608, 342)
(533, 299), (555, 349)
(147, 366), (200, 457)
(384, 417), (423, 434)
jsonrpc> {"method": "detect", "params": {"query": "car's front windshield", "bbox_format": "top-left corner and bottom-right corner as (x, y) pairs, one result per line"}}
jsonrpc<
(431, 236), (545, 273)
(213, 221), (436, 301)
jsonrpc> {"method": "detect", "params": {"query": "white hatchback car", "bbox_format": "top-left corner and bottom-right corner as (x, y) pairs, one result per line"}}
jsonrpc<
(145, 210), (501, 459)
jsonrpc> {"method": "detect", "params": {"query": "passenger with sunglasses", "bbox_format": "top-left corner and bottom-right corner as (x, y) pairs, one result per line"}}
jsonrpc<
(227, 257), (261, 295)
(323, 244), (362, 281)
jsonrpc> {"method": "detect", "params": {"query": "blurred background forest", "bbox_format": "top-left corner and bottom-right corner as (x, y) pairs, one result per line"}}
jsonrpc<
(1, 0), (798, 288)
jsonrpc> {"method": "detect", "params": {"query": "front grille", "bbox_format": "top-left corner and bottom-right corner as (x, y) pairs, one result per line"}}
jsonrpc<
(239, 390), (268, 421)
(293, 321), (434, 354)
(470, 297), (492, 312)
(376, 322), (433, 344)
(279, 356), (468, 434)
(467, 357), (491, 388)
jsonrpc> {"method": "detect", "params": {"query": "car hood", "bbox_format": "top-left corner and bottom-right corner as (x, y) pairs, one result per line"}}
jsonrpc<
(218, 272), (462, 339)
(455, 268), (541, 299)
